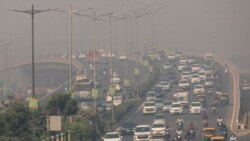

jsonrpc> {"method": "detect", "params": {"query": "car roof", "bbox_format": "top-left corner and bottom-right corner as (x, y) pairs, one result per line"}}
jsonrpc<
(136, 124), (150, 128)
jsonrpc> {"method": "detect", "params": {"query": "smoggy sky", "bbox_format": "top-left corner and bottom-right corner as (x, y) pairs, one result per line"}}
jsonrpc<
(0, 0), (250, 71)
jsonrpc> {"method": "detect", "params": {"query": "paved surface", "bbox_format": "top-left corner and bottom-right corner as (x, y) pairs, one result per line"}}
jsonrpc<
(119, 61), (233, 141)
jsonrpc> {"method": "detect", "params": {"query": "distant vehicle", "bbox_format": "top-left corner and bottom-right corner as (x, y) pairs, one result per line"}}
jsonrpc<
(193, 84), (205, 95)
(80, 102), (93, 111)
(204, 53), (213, 62)
(151, 121), (166, 137)
(178, 79), (190, 89)
(146, 91), (156, 101)
(133, 125), (152, 141)
(153, 113), (166, 123)
(167, 53), (176, 60)
(72, 75), (92, 100)
(192, 64), (200, 73)
(170, 102), (183, 115)
(189, 102), (203, 114)
(191, 73), (201, 84)
(120, 121), (137, 135)
(162, 100), (172, 112)
(118, 51), (127, 60)
(177, 93), (189, 108)
(102, 132), (123, 141)
(143, 101), (156, 115)
(78, 53), (87, 59)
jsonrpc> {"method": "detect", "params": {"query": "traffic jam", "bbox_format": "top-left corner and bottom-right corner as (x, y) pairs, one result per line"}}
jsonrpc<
(102, 51), (236, 141)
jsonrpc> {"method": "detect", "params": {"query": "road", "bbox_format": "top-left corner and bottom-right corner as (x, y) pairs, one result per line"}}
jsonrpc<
(116, 58), (233, 141)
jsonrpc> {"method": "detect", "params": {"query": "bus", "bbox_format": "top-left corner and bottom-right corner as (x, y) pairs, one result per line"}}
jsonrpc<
(73, 75), (93, 100)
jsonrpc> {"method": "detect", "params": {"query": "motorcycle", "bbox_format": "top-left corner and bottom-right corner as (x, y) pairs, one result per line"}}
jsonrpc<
(177, 121), (183, 130)
(217, 122), (223, 130)
(165, 128), (171, 140)
(203, 119), (208, 128)
(222, 131), (228, 140)
(211, 106), (216, 114)
(190, 129), (195, 138)
(174, 134), (183, 141)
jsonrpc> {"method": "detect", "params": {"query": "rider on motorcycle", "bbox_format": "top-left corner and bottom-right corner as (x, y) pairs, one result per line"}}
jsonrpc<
(176, 117), (184, 129)
(216, 116), (223, 127)
(175, 129), (183, 137)
(229, 134), (238, 141)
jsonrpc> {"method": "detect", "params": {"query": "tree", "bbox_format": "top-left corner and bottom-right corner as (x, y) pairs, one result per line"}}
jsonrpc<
(64, 99), (78, 115)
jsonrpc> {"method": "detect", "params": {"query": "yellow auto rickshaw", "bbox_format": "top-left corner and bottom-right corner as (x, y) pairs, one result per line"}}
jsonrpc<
(211, 136), (225, 141)
(202, 127), (216, 139)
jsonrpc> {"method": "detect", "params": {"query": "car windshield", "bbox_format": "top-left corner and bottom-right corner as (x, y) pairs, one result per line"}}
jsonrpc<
(195, 85), (203, 88)
(144, 102), (155, 106)
(152, 124), (165, 128)
(163, 101), (172, 105)
(105, 133), (119, 138)
(136, 127), (150, 132)
(122, 122), (135, 127)
(172, 103), (181, 107)
(178, 97), (187, 101)
(155, 115), (165, 119)
(191, 103), (201, 106)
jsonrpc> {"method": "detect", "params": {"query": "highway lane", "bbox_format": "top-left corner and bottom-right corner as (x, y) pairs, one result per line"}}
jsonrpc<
(118, 59), (233, 141)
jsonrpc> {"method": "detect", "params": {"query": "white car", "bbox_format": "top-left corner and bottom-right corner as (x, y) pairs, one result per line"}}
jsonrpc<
(170, 102), (183, 115)
(159, 81), (171, 91)
(103, 132), (123, 141)
(204, 78), (214, 87)
(143, 101), (157, 115)
(193, 84), (205, 95)
(179, 57), (188, 64)
(163, 62), (172, 71)
(134, 125), (152, 141)
(151, 121), (166, 137)
(189, 102), (203, 114)
(192, 64), (200, 73)
(167, 53), (176, 60)
(199, 71), (206, 81)
(111, 76), (121, 84)
(191, 74), (201, 84)
(181, 72), (192, 80)
(178, 79), (190, 89)
(155, 99), (163, 111)
(162, 101), (172, 112)
(146, 91), (156, 101)
(153, 114), (166, 123)
(178, 63), (186, 71)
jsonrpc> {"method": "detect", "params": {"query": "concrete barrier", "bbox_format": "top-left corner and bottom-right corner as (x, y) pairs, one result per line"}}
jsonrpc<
(213, 56), (241, 136)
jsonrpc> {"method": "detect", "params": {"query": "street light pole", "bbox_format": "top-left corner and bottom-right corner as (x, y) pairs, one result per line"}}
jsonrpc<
(53, 6), (93, 92)
(12, 4), (50, 98)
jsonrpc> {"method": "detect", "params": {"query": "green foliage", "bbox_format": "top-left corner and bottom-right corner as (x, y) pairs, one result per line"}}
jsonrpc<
(64, 99), (78, 115)
(45, 93), (78, 115)
(69, 119), (95, 141)
(113, 99), (138, 122)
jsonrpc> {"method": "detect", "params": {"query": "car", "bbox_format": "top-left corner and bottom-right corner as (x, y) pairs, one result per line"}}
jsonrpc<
(179, 56), (188, 64)
(151, 121), (166, 137)
(102, 132), (123, 141)
(170, 102), (183, 115)
(181, 71), (192, 80)
(134, 125), (152, 141)
(162, 100), (172, 112)
(153, 113), (166, 123)
(159, 81), (171, 91)
(105, 102), (112, 111)
(167, 53), (176, 60)
(189, 102), (203, 114)
(143, 101), (157, 115)
(155, 99), (163, 111)
(191, 73), (201, 84)
(199, 71), (206, 81)
(204, 78), (214, 87)
(178, 79), (190, 89)
(163, 62), (172, 71)
(192, 64), (200, 73)
(146, 91), (156, 101)
(120, 121), (137, 135)
(193, 84), (205, 95)
(178, 62), (186, 71)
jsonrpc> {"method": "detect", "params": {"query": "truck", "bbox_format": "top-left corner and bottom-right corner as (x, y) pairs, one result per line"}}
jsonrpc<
(73, 75), (92, 100)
